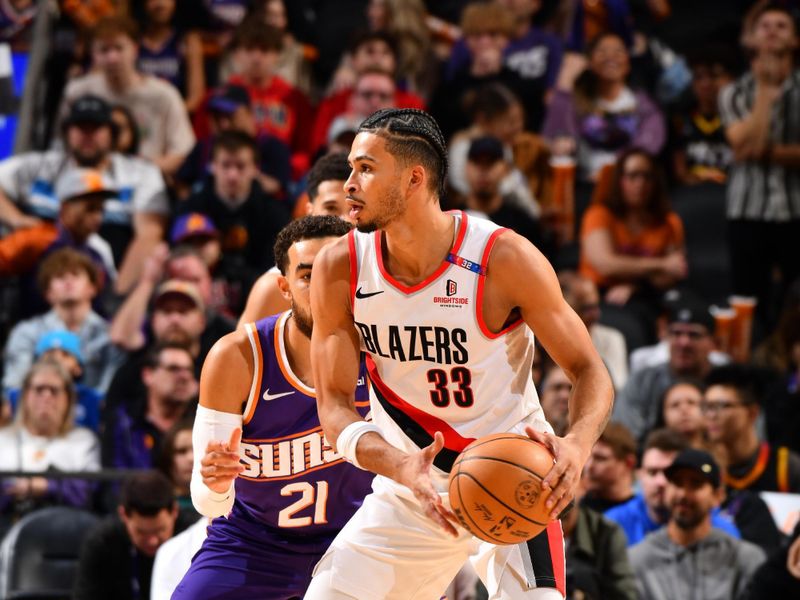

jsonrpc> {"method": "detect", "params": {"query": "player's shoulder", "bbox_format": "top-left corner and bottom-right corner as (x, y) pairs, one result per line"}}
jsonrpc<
(486, 227), (548, 272)
(314, 231), (352, 274)
(206, 325), (255, 367)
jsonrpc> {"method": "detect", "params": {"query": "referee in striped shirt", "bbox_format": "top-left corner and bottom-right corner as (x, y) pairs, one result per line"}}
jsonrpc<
(719, 3), (800, 324)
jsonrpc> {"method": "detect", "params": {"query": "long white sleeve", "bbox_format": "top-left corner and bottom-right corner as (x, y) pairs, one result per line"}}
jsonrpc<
(190, 404), (243, 518)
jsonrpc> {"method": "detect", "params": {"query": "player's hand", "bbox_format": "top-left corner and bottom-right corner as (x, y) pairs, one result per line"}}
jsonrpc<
(201, 428), (244, 494)
(788, 533), (800, 580)
(525, 427), (588, 520)
(397, 431), (460, 537)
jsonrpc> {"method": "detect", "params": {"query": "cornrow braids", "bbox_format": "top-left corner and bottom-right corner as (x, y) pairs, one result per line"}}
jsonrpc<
(358, 108), (448, 199)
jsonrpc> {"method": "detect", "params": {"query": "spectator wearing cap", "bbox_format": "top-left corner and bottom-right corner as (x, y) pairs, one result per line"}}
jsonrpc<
(170, 213), (221, 271)
(5, 331), (104, 432)
(102, 337), (197, 470)
(177, 83), (291, 200)
(461, 135), (543, 249)
(226, 20), (313, 176)
(107, 273), (231, 412)
(0, 167), (116, 316)
(59, 15), (196, 176)
(613, 298), (718, 444)
(3, 248), (121, 395)
(0, 359), (100, 526)
(0, 93), (169, 295)
(238, 152), (354, 324)
(629, 449), (765, 600)
(177, 130), (290, 278)
(605, 428), (742, 547)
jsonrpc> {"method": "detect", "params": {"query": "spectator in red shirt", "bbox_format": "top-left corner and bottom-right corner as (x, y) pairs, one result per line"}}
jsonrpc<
(227, 20), (313, 177)
(311, 31), (426, 155)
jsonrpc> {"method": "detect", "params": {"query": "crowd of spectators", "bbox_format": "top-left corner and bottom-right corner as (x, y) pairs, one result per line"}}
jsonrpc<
(2, 1), (800, 599)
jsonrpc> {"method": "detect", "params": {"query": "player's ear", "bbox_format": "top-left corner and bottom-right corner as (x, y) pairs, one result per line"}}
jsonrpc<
(276, 274), (291, 301)
(408, 164), (425, 193)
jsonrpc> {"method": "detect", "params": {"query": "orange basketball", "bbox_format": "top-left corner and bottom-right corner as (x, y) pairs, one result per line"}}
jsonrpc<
(448, 433), (555, 544)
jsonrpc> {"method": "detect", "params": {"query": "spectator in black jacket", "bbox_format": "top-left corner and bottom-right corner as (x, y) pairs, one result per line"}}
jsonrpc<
(178, 130), (291, 275)
(73, 471), (184, 600)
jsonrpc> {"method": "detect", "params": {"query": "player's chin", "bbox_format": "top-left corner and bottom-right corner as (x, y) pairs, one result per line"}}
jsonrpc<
(355, 219), (379, 233)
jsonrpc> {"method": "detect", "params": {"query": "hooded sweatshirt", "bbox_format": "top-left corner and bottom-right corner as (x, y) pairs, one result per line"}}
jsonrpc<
(629, 528), (765, 600)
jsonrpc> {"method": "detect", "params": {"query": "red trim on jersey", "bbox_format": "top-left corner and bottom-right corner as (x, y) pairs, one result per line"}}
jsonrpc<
(375, 211), (469, 295)
(366, 355), (474, 452)
(348, 230), (357, 312)
(476, 228), (524, 339)
(547, 520), (566, 597)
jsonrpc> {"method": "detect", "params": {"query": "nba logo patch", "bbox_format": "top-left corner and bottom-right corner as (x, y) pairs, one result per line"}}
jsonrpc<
(446, 279), (457, 297)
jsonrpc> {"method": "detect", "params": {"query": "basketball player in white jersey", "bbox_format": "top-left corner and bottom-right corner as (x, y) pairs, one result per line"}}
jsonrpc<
(238, 152), (354, 325)
(305, 108), (614, 599)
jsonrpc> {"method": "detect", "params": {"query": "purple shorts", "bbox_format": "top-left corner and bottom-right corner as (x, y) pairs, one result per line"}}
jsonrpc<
(171, 512), (334, 599)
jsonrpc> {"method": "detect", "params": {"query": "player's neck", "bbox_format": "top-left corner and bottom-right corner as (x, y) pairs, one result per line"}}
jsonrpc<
(381, 207), (454, 286)
(284, 314), (314, 388)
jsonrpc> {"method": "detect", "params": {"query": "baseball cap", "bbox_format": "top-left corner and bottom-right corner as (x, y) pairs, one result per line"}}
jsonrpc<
(63, 95), (114, 127)
(327, 115), (363, 146)
(55, 168), (117, 202)
(667, 297), (715, 333)
(153, 280), (205, 313)
(664, 448), (721, 488)
(170, 213), (219, 245)
(467, 136), (505, 165)
(35, 330), (84, 366)
(208, 84), (251, 114)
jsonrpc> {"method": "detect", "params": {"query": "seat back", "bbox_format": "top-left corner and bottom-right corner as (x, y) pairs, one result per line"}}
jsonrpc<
(0, 506), (99, 600)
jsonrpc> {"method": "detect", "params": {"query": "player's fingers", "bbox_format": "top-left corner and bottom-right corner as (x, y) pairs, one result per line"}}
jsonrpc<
(540, 454), (567, 493)
(201, 452), (242, 468)
(545, 469), (578, 519)
(426, 431), (445, 456)
(424, 502), (459, 537)
(205, 440), (225, 453)
(525, 427), (558, 457)
(228, 428), (242, 453)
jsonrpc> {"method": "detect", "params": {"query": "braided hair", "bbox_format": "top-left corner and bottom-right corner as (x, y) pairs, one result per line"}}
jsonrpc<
(358, 108), (448, 199)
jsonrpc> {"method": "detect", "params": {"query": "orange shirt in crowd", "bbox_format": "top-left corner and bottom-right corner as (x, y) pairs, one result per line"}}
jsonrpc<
(579, 203), (684, 288)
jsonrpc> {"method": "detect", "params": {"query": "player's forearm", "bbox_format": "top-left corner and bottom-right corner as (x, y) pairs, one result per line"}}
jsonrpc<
(565, 362), (614, 455)
(322, 401), (410, 482)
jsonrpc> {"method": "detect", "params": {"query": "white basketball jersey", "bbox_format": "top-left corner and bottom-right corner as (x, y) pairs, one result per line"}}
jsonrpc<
(349, 211), (551, 492)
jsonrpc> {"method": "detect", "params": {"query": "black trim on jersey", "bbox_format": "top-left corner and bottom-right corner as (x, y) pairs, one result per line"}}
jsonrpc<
(369, 381), (460, 473)
(525, 527), (558, 589)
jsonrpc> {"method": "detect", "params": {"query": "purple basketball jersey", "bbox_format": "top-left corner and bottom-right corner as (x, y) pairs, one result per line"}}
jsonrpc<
(231, 311), (373, 538)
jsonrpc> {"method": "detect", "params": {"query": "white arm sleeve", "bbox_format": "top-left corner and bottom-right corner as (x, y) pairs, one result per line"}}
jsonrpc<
(190, 404), (243, 518)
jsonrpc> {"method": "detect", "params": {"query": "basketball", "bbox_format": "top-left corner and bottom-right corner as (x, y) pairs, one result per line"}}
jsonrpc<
(448, 433), (556, 545)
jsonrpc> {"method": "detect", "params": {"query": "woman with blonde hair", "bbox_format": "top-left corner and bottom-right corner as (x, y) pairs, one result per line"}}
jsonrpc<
(0, 360), (100, 520)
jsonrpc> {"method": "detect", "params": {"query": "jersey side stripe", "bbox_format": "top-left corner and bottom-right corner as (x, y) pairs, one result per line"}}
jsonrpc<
(243, 322), (264, 425)
(366, 355), (474, 472)
(476, 227), (524, 339)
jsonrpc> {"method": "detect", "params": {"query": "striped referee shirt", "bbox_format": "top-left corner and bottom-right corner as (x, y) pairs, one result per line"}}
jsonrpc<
(719, 70), (800, 222)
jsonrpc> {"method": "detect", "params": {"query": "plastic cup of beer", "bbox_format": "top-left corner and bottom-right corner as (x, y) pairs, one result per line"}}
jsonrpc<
(550, 156), (576, 243)
(710, 306), (736, 357)
(729, 296), (757, 363)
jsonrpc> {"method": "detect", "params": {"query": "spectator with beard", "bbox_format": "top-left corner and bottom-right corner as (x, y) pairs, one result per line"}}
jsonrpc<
(606, 428), (740, 546)
(3, 249), (120, 394)
(0, 94), (168, 295)
(102, 339), (198, 469)
(630, 449), (765, 600)
(106, 278), (213, 411)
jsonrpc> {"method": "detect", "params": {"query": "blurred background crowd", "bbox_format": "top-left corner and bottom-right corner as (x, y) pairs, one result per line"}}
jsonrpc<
(0, 1), (799, 599)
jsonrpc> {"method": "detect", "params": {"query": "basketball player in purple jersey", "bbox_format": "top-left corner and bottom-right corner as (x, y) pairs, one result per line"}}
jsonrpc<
(172, 216), (373, 599)
(306, 109), (614, 599)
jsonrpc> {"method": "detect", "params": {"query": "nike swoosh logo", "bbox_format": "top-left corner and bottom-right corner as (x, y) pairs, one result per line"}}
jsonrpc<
(263, 389), (295, 402)
(355, 287), (385, 299)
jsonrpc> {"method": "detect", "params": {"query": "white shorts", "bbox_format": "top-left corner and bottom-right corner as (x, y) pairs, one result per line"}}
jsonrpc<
(305, 476), (565, 600)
